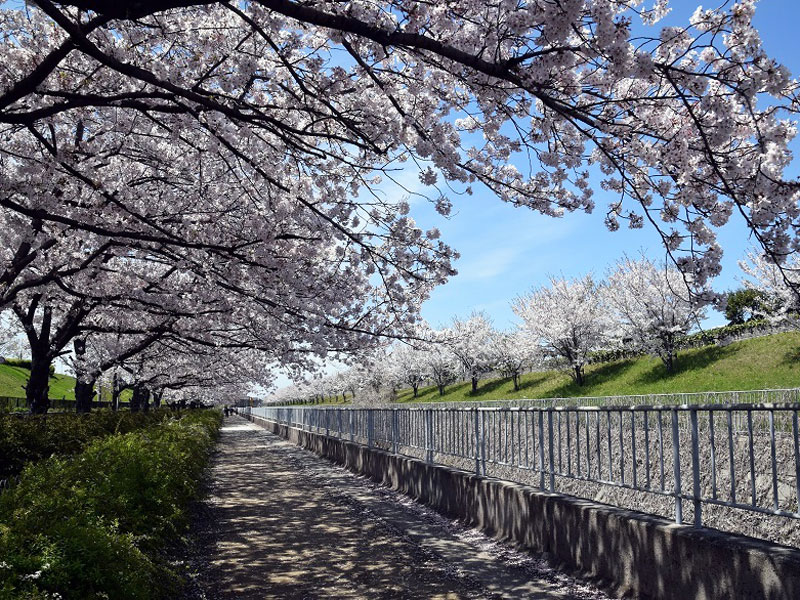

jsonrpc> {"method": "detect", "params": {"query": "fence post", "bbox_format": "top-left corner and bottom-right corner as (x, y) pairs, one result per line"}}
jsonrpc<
(392, 409), (398, 454)
(793, 410), (800, 515)
(690, 408), (702, 526)
(672, 409), (683, 524)
(538, 410), (545, 489)
(325, 410), (329, 436)
(474, 408), (480, 476)
(547, 409), (555, 492)
(425, 409), (434, 463)
(481, 409), (487, 475)
(349, 410), (354, 442)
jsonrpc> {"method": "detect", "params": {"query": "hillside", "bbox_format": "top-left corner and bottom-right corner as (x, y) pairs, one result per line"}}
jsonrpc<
(395, 331), (800, 404)
(0, 363), (77, 400)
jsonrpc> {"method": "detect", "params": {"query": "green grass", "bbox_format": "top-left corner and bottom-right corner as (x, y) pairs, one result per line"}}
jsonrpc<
(0, 363), (134, 404)
(395, 331), (800, 404)
(0, 363), (76, 400)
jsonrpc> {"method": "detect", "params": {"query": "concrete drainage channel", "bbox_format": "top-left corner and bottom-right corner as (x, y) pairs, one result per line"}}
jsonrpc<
(241, 412), (800, 599)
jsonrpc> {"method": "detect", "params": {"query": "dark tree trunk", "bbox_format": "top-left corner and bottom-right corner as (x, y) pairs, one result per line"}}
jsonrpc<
(513, 373), (519, 391)
(111, 373), (120, 411)
(152, 389), (163, 408)
(662, 351), (676, 373)
(574, 364), (585, 386)
(74, 379), (96, 413)
(73, 338), (95, 413)
(438, 383), (445, 396)
(130, 385), (150, 412)
(412, 383), (418, 398)
(26, 353), (51, 414)
(471, 376), (478, 394)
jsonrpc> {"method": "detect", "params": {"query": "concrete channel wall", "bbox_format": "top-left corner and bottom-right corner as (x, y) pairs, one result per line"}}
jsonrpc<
(242, 412), (800, 599)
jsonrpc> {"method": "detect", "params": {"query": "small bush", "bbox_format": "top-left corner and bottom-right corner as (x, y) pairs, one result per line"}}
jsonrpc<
(0, 410), (198, 481)
(0, 410), (222, 600)
(675, 319), (774, 349)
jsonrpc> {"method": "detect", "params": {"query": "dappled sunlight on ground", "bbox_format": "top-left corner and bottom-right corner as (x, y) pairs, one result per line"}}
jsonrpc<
(192, 417), (612, 600)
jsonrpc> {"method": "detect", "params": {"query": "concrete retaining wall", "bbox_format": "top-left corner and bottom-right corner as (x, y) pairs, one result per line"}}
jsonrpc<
(243, 413), (800, 599)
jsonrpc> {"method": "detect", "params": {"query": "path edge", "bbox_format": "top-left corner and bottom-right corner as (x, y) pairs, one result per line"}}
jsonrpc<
(241, 413), (800, 600)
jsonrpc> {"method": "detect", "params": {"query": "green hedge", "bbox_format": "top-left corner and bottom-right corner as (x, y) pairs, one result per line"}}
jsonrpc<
(675, 319), (774, 349)
(584, 320), (779, 366)
(0, 410), (222, 600)
(0, 410), (194, 481)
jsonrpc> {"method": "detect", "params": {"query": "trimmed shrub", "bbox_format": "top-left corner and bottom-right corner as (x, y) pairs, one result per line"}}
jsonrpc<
(675, 319), (775, 349)
(0, 410), (221, 600)
(0, 410), (200, 481)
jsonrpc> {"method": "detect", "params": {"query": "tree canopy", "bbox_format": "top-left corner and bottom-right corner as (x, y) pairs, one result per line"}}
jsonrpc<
(1, 0), (799, 405)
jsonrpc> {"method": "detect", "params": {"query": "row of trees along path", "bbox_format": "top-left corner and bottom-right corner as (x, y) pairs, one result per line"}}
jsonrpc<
(2, 1), (800, 413)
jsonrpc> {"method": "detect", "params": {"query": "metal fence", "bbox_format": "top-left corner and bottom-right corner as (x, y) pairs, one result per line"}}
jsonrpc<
(242, 403), (800, 530)
(0, 396), (131, 413)
(420, 387), (800, 408)
(266, 387), (800, 408)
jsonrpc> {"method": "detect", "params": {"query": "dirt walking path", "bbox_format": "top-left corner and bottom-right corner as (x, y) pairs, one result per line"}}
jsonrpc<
(188, 416), (616, 600)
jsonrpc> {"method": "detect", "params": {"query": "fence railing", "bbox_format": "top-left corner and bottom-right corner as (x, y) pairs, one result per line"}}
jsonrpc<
(266, 387), (800, 408)
(419, 387), (800, 408)
(241, 403), (800, 530)
(0, 396), (131, 413)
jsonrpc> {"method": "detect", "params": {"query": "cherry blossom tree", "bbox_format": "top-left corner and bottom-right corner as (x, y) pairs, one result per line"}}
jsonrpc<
(69, 328), (169, 412)
(418, 328), (460, 397)
(512, 275), (610, 386)
(345, 346), (399, 404)
(605, 255), (704, 372)
(0, 3), (458, 374)
(739, 249), (800, 325)
(491, 329), (539, 392)
(122, 342), (274, 409)
(3, 0), (799, 306)
(448, 312), (496, 394)
(2, 0), (800, 405)
(0, 310), (26, 360)
(9, 242), (214, 412)
(388, 340), (430, 399)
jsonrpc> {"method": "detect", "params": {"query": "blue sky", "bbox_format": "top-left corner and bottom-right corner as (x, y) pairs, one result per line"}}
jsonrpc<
(391, 0), (800, 332)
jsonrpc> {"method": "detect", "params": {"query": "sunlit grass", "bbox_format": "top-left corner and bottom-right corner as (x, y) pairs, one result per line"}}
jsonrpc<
(0, 364), (76, 400)
(0, 364), (133, 402)
(395, 332), (800, 403)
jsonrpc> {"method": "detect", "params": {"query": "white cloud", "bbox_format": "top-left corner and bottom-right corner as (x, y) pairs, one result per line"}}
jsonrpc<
(455, 246), (519, 282)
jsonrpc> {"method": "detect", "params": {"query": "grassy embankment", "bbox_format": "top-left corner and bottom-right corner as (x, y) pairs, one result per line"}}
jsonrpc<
(0, 364), (134, 404)
(394, 331), (800, 403)
(0, 364), (76, 400)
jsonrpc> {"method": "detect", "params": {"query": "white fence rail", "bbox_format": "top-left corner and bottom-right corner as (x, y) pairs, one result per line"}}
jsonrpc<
(241, 402), (800, 531)
(267, 387), (800, 407)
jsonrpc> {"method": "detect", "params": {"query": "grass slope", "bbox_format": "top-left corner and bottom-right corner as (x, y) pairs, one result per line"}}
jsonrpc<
(395, 331), (800, 404)
(0, 363), (76, 400)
